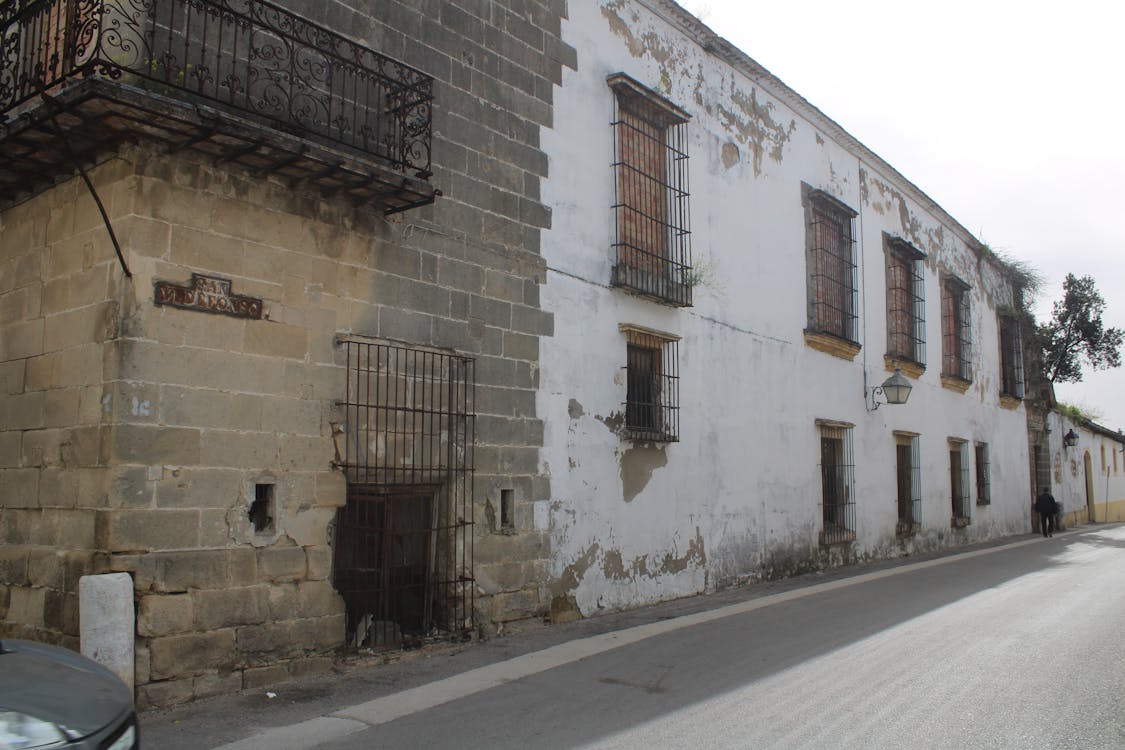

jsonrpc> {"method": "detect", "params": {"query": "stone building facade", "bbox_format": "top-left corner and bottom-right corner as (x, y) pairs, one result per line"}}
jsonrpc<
(537, 0), (1036, 618)
(1, 0), (1082, 709)
(1, 0), (572, 706)
(1047, 413), (1125, 527)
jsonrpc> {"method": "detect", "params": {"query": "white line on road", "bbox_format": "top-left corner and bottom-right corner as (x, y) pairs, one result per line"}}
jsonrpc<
(212, 535), (1045, 749)
(210, 717), (368, 750)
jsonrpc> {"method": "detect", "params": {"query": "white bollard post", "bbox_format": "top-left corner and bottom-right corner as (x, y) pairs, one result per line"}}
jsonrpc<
(79, 572), (135, 693)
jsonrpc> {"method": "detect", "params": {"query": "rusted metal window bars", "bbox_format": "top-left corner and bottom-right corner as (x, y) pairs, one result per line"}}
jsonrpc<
(895, 435), (922, 536)
(808, 202), (858, 342)
(819, 424), (856, 545)
(1033, 444), (1051, 494)
(609, 75), (692, 307)
(976, 443), (991, 505)
(999, 315), (1024, 398)
(950, 440), (971, 523)
(941, 278), (972, 380)
(335, 340), (475, 649)
(622, 328), (680, 442)
(886, 240), (926, 363)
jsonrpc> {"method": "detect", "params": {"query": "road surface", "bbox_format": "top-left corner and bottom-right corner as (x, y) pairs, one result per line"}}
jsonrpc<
(146, 525), (1125, 749)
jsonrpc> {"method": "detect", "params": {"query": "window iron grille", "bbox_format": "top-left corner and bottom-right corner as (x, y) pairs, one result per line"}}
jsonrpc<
(621, 326), (680, 442)
(950, 440), (971, 525)
(1033, 443), (1051, 495)
(806, 191), (858, 343)
(999, 315), (1024, 399)
(819, 423), (856, 545)
(976, 443), (991, 505)
(335, 339), (475, 647)
(886, 238), (926, 364)
(895, 434), (921, 536)
(941, 277), (972, 381)
(609, 73), (692, 307)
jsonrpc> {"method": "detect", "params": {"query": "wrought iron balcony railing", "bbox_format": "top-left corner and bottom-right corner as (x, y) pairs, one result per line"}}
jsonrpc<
(0, 0), (433, 181)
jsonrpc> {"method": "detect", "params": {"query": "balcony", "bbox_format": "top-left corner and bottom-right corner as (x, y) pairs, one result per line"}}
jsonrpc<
(0, 0), (436, 213)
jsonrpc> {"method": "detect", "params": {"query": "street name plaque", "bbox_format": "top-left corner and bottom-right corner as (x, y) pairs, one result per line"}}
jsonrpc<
(154, 273), (263, 320)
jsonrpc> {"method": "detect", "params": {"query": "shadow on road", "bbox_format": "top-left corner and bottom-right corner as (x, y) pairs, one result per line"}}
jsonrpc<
(141, 525), (1124, 749)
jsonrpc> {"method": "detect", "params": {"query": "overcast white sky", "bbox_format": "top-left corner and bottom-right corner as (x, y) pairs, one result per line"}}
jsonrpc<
(678, 0), (1125, 431)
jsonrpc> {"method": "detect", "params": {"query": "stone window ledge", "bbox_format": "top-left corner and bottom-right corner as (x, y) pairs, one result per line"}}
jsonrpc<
(804, 330), (861, 361)
(999, 394), (1022, 410)
(940, 375), (972, 394)
(884, 356), (924, 380)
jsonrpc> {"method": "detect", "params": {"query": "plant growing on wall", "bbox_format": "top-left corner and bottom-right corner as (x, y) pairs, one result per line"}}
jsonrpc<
(1038, 273), (1124, 383)
(1056, 400), (1103, 422)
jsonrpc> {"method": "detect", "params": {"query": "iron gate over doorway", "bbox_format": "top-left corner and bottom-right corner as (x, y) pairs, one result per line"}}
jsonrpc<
(335, 339), (475, 648)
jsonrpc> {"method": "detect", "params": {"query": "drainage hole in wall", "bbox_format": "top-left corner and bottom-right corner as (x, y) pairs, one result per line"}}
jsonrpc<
(500, 488), (514, 531)
(250, 483), (275, 533)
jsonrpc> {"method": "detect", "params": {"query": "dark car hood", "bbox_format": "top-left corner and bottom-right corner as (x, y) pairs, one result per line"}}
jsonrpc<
(0, 640), (133, 738)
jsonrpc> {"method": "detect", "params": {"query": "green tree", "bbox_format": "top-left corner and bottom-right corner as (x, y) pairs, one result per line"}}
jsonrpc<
(1038, 274), (1124, 383)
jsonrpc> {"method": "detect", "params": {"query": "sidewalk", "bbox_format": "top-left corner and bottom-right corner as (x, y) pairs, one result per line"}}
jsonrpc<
(138, 530), (1061, 750)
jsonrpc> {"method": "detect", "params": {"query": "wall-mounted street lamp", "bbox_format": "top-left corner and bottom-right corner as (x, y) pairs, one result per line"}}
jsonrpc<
(1063, 429), (1079, 448)
(867, 368), (913, 411)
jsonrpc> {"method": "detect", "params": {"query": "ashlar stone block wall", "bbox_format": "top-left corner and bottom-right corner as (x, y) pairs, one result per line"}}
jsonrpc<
(1, 0), (575, 707)
(0, 161), (132, 651)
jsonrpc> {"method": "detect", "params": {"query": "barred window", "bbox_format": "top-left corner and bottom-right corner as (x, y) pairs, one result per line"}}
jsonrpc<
(608, 73), (692, 307)
(895, 432), (921, 536)
(805, 189), (858, 343)
(950, 439), (971, 525)
(941, 276), (972, 381)
(1033, 443), (1051, 494)
(885, 237), (926, 364)
(621, 325), (680, 442)
(999, 314), (1024, 399)
(976, 443), (991, 505)
(818, 421), (855, 545)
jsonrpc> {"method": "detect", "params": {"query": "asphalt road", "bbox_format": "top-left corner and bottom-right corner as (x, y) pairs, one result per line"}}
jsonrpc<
(144, 525), (1125, 750)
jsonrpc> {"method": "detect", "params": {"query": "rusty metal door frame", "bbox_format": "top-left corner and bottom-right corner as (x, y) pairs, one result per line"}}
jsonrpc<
(333, 338), (475, 646)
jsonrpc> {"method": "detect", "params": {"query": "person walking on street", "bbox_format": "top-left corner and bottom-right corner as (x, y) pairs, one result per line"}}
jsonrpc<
(1035, 488), (1058, 537)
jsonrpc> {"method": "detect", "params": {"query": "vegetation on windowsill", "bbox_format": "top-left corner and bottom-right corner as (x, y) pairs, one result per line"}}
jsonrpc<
(683, 254), (724, 298)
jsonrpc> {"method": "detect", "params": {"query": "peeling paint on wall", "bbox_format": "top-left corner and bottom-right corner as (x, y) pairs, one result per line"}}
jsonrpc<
(602, 548), (627, 578)
(557, 541), (601, 595)
(562, 530), (707, 589)
(659, 527), (707, 574)
(861, 168), (963, 276)
(717, 86), (797, 177)
(721, 142), (740, 169)
(540, 0), (1035, 632)
(597, 411), (626, 433)
(601, 1), (795, 177)
(601, 2), (674, 66)
(568, 398), (585, 419)
(620, 443), (668, 502)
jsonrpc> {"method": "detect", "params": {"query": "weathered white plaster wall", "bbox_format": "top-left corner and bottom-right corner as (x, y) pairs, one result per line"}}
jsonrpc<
(1047, 412), (1125, 523)
(539, 0), (1032, 618)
